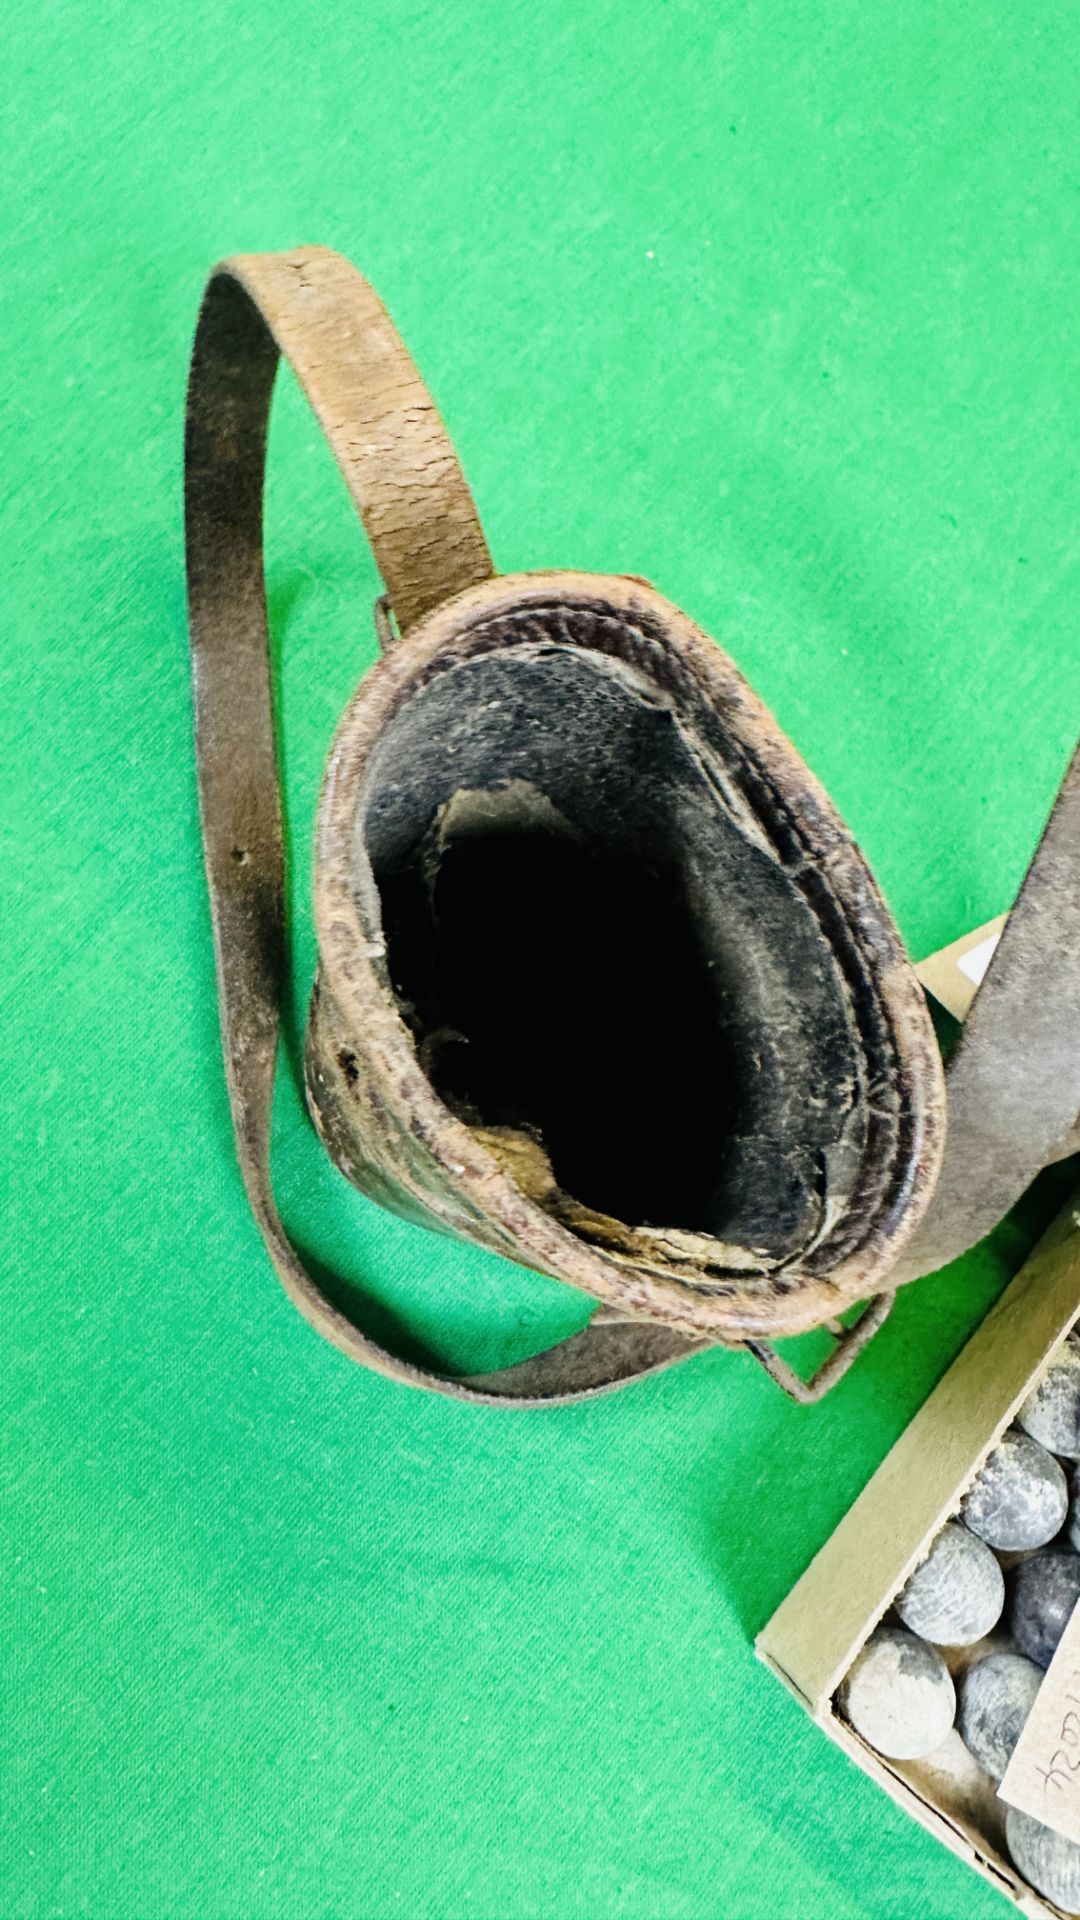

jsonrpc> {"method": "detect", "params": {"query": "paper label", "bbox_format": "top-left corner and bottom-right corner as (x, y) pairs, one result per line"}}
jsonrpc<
(957, 929), (1002, 988)
(1000, 1601), (1080, 1842)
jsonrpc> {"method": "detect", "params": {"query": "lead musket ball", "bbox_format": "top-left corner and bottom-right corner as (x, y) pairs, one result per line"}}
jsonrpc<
(962, 1431), (1067, 1552)
(840, 1625), (956, 1761)
(1066, 1466), (1080, 1554)
(1009, 1551), (1080, 1669)
(957, 1652), (1043, 1781)
(1006, 1808), (1080, 1914)
(895, 1523), (1005, 1646)
(1019, 1338), (1080, 1460)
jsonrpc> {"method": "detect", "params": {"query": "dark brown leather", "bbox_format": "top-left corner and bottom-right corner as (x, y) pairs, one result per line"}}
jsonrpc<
(185, 244), (1080, 1404)
(306, 570), (945, 1345)
(186, 249), (703, 1402)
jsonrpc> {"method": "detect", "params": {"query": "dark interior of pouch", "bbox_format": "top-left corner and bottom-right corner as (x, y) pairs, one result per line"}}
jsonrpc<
(356, 629), (892, 1279)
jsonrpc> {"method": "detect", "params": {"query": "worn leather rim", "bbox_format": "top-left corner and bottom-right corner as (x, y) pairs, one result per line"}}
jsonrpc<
(185, 244), (1080, 1404)
(312, 570), (945, 1338)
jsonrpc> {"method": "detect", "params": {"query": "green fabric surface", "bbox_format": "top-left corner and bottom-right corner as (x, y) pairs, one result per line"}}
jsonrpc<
(6, 3), (1080, 1915)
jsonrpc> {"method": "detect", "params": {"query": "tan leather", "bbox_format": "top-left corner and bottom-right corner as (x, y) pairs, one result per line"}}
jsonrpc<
(185, 244), (1080, 1405)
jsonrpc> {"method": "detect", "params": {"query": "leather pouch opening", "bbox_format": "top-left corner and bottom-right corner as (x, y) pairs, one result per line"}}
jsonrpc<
(360, 634), (885, 1280)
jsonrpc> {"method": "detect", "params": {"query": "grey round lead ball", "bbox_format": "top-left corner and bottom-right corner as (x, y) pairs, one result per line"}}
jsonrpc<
(840, 1625), (956, 1760)
(895, 1523), (1004, 1646)
(1009, 1551), (1080, 1668)
(1019, 1338), (1080, 1460)
(962, 1430), (1068, 1551)
(1067, 1468), (1080, 1554)
(1006, 1808), (1080, 1914)
(957, 1652), (1043, 1781)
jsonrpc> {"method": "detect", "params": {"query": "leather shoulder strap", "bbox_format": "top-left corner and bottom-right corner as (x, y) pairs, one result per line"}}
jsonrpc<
(893, 739), (1080, 1286)
(185, 245), (702, 1403)
(186, 245), (1080, 1406)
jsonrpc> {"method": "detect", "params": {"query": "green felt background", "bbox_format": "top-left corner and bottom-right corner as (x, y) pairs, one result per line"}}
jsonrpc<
(6, 2), (1080, 1915)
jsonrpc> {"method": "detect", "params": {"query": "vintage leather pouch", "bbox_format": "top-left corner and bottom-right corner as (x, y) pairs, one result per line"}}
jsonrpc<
(185, 247), (1080, 1405)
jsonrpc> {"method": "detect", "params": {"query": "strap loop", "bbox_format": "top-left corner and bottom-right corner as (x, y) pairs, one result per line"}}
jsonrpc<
(186, 247), (706, 1402)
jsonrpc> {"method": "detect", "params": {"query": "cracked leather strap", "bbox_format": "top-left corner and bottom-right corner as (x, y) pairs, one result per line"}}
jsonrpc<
(187, 243), (1080, 1405)
(892, 739), (1080, 1286)
(186, 246), (699, 1403)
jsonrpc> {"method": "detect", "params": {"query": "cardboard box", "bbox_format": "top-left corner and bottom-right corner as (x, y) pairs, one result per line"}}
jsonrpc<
(757, 1197), (1080, 1917)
